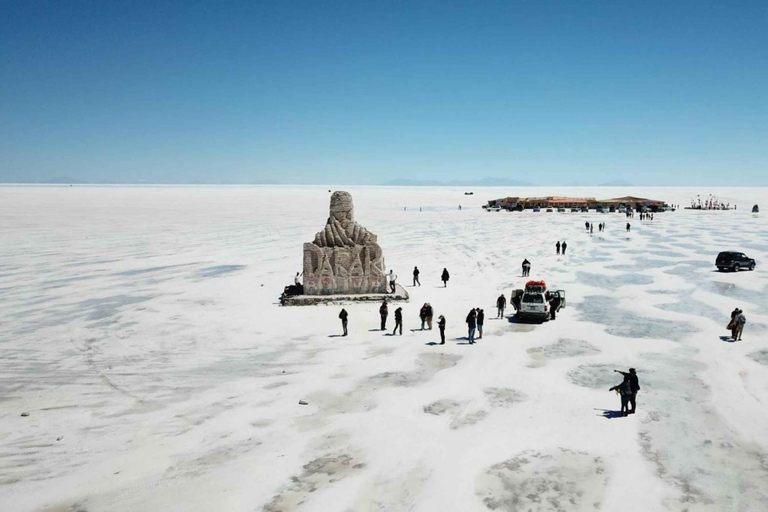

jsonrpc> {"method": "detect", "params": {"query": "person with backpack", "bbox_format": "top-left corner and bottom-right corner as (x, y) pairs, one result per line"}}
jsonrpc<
(609, 373), (633, 417)
(615, 368), (640, 414)
(379, 300), (388, 331)
(438, 315), (446, 345)
(476, 308), (485, 339)
(393, 307), (403, 336)
(339, 308), (348, 336)
(441, 268), (450, 287)
(466, 309), (477, 344)
(413, 266), (421, 287)
(496, 294), (506, 318)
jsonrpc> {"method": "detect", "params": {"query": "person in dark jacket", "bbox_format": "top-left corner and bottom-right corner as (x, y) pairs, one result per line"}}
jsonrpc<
(413, 266), (421, 287)
(393, 307), (403, 335)
(522, 259), (531, 277)
(626, 222), (631, 232)
(438, 315), (446, 344)
(615, 368), (640, 414)
(466, 309), (477, 344)
(496, 294), (507, 318)
(441, 268), (450, 287)
(609, 374), (632, 416)
(379, 300), (388, 331)
(561, 241), (567, 255)
(556, 241), (561, 255)
(727, 308), (740, 340)
(425, 303), (434, 330)
(419, 303), (428, 330)
(549, 293), (561, 320)
(339, 308), (348, 336)
(476, 308), (485, 339)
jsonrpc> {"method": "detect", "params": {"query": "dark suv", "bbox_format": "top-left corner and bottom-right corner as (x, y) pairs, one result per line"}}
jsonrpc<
(716, 251), (756, 272)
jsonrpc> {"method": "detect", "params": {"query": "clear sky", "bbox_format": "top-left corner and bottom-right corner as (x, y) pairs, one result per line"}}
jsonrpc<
(2, 1), (767, 185)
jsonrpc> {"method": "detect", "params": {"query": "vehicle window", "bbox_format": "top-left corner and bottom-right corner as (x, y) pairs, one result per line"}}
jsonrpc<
(522, 294), (544, 304)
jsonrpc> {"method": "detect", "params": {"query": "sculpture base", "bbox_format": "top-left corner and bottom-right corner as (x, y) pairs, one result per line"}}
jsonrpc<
(282, 284), (409, 307)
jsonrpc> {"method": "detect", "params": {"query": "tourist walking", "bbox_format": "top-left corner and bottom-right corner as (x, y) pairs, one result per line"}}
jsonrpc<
(561, 241), (567, 255)
(379, 300), (388, 330)
(727, 308), (740, 340)
(734, 309), (746, 341)
(477, 308), (485, 339)
(438, 315), (446, 344)
(522, 259), (531, 277)
(339, 308), (348, 336)
(425, 303), (434, 330)
(419, 303), (428, 330)
(615, 368), (640, 414)
(388, 270), (397, 293)
(626, 222), (631, 232)
(556, 241), (561, 255)
(466, 309), (477, 344)
(393, 307), (403, 335)
(590, 223), (594, 234)
(496, 294), (506, 318)
(584, 221), (590, 231)
(413, 266), (420, 287)
(441, 268), (450, 287)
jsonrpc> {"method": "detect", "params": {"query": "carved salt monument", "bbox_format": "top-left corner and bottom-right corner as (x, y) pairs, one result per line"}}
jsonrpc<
(303, 191), (387, 295)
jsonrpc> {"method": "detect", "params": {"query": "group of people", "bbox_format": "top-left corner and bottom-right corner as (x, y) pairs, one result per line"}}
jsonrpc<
(555, 241), (568, 255)
(378, 300), (446, 342)
(464, 307), (485, 344)
(639, 212), (653, 221)
(609, 368), (641, 416)
(390, 267), (449, 291)
(727, 308), (747, 341)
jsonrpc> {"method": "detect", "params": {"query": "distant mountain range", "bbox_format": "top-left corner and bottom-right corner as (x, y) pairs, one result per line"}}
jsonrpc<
(381, 177), (533, 187)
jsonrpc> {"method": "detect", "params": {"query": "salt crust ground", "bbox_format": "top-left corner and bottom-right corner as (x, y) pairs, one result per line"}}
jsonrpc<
(0, 185), (767, 512)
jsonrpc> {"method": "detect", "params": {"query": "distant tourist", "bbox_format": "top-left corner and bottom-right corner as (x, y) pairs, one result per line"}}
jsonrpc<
(438, 315), (446, 345)
(413, 266), (421, 286)
(590, 223), (594, 234)
(626, 222), (631, 232)
(496, 293), (506, 318)
(425, 303), (434, 330)
(379, 300), (389, 330)
(729, 308), (746, 341)
(388, 270), (397, 293)
(584, 221), (590, 231)
(556, 241), (561, 255)
(476, 308), (485, 339)
(522, 259), (531, 277)
(562, 241), (567, 255)
(466, 309), (477, 344)
(339, 308), (348, 336)
(614, 368), (640, 414)
(393, 307), (403, 335)
(441, 268), (450, 287)
(420, 303), (428, 330)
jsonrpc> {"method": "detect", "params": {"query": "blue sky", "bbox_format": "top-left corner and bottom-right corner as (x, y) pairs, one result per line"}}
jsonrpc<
(2, 1), (767, 185)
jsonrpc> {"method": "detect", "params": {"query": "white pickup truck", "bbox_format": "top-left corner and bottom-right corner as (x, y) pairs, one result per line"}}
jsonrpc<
(511, 281), (566, 321)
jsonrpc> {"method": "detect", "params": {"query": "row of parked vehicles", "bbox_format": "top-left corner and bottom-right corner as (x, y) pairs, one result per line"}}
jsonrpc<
(485, 205), (652, 213)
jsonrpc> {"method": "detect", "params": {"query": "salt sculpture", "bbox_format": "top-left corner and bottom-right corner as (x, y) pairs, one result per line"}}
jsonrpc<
(303, 191), (387, 295)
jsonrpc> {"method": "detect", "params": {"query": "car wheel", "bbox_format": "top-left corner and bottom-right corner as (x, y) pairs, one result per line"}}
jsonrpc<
(750, 263), (755, 271)
(733, 264), (740, 272)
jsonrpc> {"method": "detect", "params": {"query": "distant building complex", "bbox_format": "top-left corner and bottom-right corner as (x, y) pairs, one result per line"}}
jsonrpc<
(484, 195), (670, 211)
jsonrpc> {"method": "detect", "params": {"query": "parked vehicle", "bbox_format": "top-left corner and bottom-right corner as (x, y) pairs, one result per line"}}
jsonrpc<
(511, 281), (566, 321)
(716, 251), (756, 272)
(571, 207), (580, 212)
(609, 206), (616, 212)
(595, 207), (605, 213)
(580, 207), (588, 212)
(557, 207), (566, 212)
(486, 205), (501, 212)
(532, 206), (541, 212)
(546, 208), (553, 212)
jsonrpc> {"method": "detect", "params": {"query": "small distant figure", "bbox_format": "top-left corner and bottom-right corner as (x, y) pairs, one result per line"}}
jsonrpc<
(294, 272), (304, 294)
(379, 300), (389, 330)
(339, 308), (348, 336)
(496, 294), (507, 318)
(609, 372), (633, 417)
(590, 223), (594, 234)
(413, 266), (421, 287)
(420, 303), (428, 330)
(584, 221), (590, 231)
(441, 268), (450, 287)
(476, 308), (485, 339)
(522, 259), (531, 277)
(425, 303), (434, 330)
(626, 222), (631, 232)
(419, 207), (422, 212)
(459, 205), (462, 210)
(561, 241), (567, 255)
(393, 307), (403, 335)
(466, 309), (477, 344)
(388, 270), (397, 293)
(615, 368), (640, 414)
(556, 241), (561, 255)
(438, 315), (446, 344)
